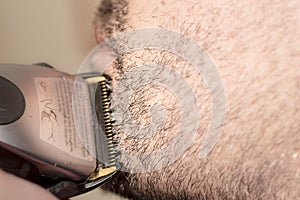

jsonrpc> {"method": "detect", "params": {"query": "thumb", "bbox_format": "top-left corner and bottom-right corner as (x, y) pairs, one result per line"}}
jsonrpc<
(0, 169), (58, 200)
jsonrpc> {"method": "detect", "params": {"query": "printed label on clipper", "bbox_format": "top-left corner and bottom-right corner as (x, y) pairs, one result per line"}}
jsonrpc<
(35, 77), (94, 161)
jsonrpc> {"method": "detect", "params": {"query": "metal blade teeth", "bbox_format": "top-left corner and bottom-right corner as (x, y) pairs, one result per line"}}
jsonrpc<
(99, 75), (117, 168)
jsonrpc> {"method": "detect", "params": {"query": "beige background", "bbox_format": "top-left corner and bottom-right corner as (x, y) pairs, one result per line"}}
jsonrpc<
(0, 0), (124, 199)
(0, 0), (99, 73)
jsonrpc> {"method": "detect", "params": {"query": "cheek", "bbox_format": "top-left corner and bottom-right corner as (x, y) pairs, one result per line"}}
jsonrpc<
(106, 49), (213, 155)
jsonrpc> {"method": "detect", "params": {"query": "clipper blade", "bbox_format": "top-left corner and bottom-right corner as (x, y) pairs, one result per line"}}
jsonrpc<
(88, 74), (118, 181)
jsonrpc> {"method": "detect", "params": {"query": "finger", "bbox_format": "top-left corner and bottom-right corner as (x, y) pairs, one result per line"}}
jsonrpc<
(0, 169), (58, 200)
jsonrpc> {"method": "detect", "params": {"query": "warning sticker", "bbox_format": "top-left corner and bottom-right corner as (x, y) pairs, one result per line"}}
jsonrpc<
(35, 77), (95, 161)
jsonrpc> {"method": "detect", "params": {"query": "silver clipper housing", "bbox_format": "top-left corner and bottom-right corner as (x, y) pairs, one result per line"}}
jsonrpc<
(0, 64), (120, 199)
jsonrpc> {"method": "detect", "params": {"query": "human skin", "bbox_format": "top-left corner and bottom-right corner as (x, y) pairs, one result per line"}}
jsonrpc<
(94, 0), (300, 199)
(0, 169), (58, 200)
(0, 1), (298, 200)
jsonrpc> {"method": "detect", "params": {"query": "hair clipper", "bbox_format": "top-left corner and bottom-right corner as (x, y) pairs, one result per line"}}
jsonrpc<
(0, 64), (120, 199)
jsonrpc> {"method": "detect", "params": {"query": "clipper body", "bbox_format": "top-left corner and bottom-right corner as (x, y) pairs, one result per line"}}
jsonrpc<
(0, 64), (119, 199)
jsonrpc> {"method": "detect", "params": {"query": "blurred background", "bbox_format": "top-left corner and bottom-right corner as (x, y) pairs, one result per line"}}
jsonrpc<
(0, 0), (99, 73)
(0, 0), (124, 199)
